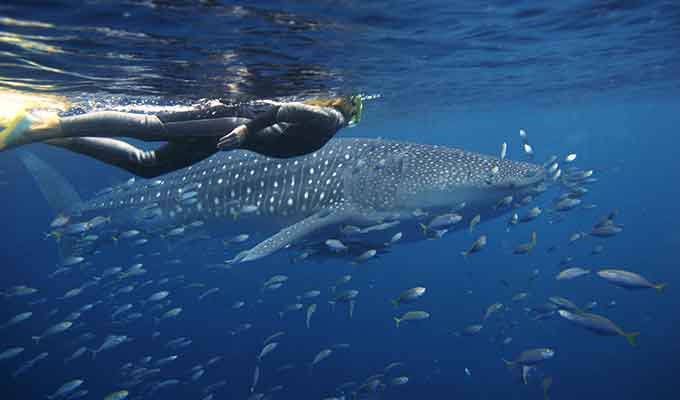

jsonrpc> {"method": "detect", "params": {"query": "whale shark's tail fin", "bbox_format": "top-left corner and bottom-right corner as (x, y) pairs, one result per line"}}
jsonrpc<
(18, 150), (82, 214)
(19, 150), (82, 259)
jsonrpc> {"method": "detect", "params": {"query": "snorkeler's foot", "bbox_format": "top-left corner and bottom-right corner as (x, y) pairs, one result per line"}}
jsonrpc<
(217, 124), (248, 151)
(0, 111), (33, 151)
(0, 110), (60, 151)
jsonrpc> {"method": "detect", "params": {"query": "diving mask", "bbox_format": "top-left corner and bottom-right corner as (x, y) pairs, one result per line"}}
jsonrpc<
(348, 95), (363, 127)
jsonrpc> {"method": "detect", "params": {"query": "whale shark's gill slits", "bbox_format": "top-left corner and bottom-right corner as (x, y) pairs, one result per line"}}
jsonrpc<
(285, 160), (298, 212)
(306, 160), (320, 212)
(210, 161), (228, 216)
(311, 144), (349, 211)
(328, 147), (347, 206)
(275, 161), (289, 216)
(343, 146), (404, 211)
(242, 161), (256, 209)
(200, 166), (218, 217)
(294, 158), (309, 213)
(262, 162), (279, 216)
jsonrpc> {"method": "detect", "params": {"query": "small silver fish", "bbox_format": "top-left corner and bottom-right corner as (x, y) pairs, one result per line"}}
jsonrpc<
(484, 303), (503, 320)
(47, 379), (84, 400)
(455, 324), (483, 337)
(325, 239), (348, 253)
(506, 213), (519, 230)
(597, 269), (666, 292)
(420, 213), (462, 234)
(494, 196), (513, 210)
(462, 235), (487, 257)
(310, 349), (333, 367)
(257, 342), (278, 361)
(62, 256), (84, 267)
(33, 321), (73, 344)
(557, 310), (639, 346)
(0, 347), (24, 360)
(554, 198), (581, 212)
(391, 287), (426, 307)
(0, 312), (32, 329)
(393, 311), (430, 327)
(250, 365), (260, 393)
(232, 301), (245, 309)
(469, 214), (481, 232)
(384, 232), (403, 246)
(227, 234), (250, 244)
(355, 249), (377, 263)
(520, 206), (542, 222)
(556, 267), (591, 281)
(198, 288), (219, 301)
(306, 304), (317, 329)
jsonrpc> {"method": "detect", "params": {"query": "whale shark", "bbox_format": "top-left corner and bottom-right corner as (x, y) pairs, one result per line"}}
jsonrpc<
(21, 138), (546, 264)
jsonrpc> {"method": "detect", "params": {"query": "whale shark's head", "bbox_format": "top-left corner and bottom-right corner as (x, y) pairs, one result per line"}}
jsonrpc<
(344, 141), (545, 214)
(396, 144), (546, 212)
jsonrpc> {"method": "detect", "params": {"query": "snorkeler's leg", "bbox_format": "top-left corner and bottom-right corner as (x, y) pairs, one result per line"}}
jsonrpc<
(46, 138), (216, 178)
(2, 108), (249, 151)
(1, 111), (167, 151)
(46, 137), (164, 178)
(56, 112), (247, 142)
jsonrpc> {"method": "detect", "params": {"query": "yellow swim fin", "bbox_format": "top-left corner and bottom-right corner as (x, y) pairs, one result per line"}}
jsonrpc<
(0, 110), (32, 150)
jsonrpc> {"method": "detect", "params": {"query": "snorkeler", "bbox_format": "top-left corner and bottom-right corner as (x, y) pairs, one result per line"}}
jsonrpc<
(0, 96), (363, 178)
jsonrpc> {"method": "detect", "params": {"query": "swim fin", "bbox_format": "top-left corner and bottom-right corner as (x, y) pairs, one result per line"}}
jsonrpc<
(0, 109), (61, 151)
(0, 110), (32, 150)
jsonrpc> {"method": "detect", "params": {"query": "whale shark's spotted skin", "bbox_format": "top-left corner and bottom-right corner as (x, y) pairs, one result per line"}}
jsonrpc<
(63, 138), (545, 262)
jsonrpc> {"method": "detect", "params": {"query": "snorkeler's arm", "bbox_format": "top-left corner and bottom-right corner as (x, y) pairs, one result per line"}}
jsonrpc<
(275, 103), (345, 128)
(244, 106), (280, 134)
(218, 103), (343, 152)
(245, 103), (344, 133)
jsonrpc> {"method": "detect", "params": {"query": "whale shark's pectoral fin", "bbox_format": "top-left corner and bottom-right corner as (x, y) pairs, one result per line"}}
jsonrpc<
(232, 207), (353, 264)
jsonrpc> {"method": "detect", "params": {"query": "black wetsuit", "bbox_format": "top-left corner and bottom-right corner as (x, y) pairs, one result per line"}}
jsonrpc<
(46, 102), (347, 178)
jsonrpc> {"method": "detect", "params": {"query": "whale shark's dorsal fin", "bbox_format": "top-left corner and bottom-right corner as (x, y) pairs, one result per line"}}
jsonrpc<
(231, 205), (356, 264)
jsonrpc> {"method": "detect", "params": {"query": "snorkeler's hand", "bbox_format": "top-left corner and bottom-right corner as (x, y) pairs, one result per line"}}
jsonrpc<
(218, 124), (248, 150)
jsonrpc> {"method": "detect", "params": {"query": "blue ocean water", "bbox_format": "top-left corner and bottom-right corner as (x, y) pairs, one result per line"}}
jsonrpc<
(1, 1), (680, 400)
